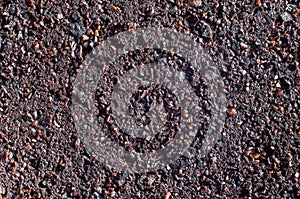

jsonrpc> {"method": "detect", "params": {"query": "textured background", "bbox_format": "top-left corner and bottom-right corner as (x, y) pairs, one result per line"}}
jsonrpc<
(0, 0), (299, 198)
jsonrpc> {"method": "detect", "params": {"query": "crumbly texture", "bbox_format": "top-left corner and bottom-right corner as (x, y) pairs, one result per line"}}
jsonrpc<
(0, 0), (299, 198)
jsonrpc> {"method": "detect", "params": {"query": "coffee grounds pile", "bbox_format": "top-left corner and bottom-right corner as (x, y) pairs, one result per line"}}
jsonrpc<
(0, 0), (299, 198)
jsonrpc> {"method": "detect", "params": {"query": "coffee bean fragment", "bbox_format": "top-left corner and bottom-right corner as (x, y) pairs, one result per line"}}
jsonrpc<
(227, 108), (237, 116)
(164, 191), (171, 199)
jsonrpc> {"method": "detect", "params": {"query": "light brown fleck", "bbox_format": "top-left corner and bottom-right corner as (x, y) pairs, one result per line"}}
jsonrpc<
(253, 153), (260, 159)
(256, 0), (261, 7)
(227, 108), (237, 116)
(165, 191), (171, 199)
(82, 35), (89, 41)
